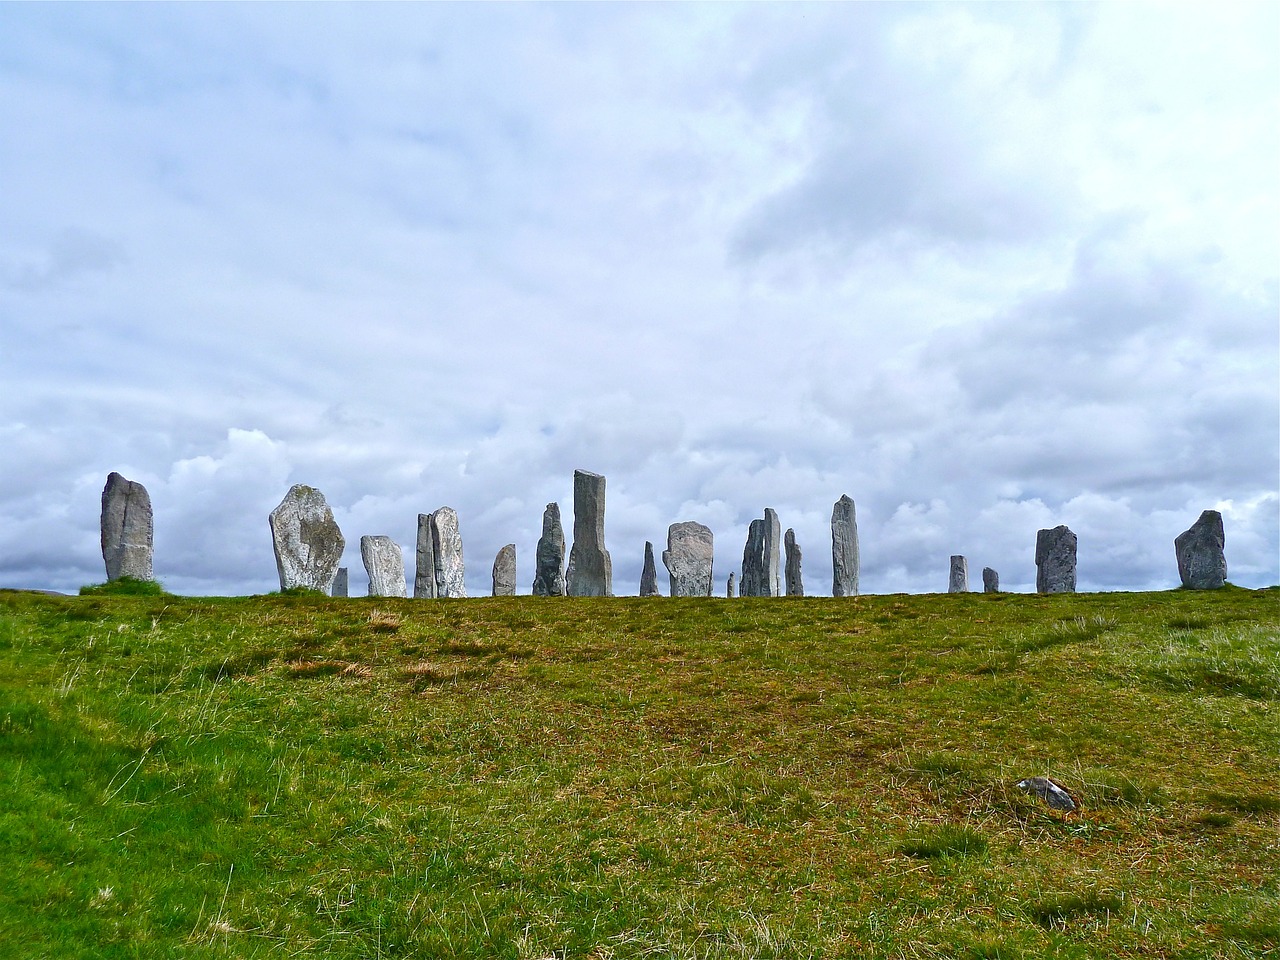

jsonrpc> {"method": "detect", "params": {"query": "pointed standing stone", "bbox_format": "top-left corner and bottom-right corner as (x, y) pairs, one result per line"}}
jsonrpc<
(784, 528), (803, 596)
(949, 555), (968, 593)
(430, 507), (467, 598)
(831, 495), (859, 597)
(726, 572), (736, 598)
(362, 536), (407, 597)
(662, 521), (714, 597)
(1175, 510), (1227, 590)
(1036, 525), (1077, 594)
(332, 567), (349, 598)
(639, 541), (660, 597)
(740, 508), (782, 597)
(566, 470), (612, 597)
(492, 544), (516, 596)
(982, 567), (999, 593)
(269, 484), (345, 593)
(101, 472), (154, 582)
(414, 513), (437, 598)
(532, 503), (566, 596)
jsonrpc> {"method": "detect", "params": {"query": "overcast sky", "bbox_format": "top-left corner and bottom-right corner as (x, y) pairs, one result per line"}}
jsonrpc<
(1, 3), (1276, 597)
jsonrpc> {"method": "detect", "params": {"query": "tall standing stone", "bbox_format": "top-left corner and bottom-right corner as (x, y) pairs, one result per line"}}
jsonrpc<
(831, 495), (859, 597)
(268, 484), (345, 593)
(784, 528), (803, 596)
(726, 572), (736, 598)
(663, 521), (714, 597)
(362, 536), (407, 598)
(740, 508), (782, 597)
(1035, 525), (1077, 594)
(1175, 510), (1227, 590)
(532, 502), (566, 596)
(430, 507), (467, 598)
(949, 555), (968, 593)
(492, 544), (516, 596)
(414, 514), (437, 599)
(332, 567), (349, 598)
(101, 472), (154, 582)
(982, 567), (999, 594)
(639, 541), (660, 597)
(566, 470), (612, 597)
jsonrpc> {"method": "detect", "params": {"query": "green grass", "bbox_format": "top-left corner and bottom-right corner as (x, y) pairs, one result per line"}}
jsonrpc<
(0, 586), (1276, 958)
(78, 576), (168, 597)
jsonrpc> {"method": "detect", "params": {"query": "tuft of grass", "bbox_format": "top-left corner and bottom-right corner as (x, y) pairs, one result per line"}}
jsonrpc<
(1028, 892), (1126, 928)
(898, 825), (989, 859)
(79, 576), (166, 597)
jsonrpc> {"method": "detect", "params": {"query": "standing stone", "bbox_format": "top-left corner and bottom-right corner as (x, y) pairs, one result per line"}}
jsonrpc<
(949, 555), (968, 593)
(1035, 525), (1077, 594)
(414, 514), (437, 599)
(740, 508), (782, 597)
(639, 541), (661, 597)
(1175, 510), (1227, 590)
(982, 567), (999, 594)
(362, 536), (407, 598)
(726, 572), (736, 598)
(831, 495), (859, 597)
(268, 484), (345, 593)
(784, 528), (803, 596)
(662, 521), (714, 597)
(430, 507), (467, 598)
(100, 472), (154, 581)
(532, 503), (566, 596)
(492, 544), (516, 596)
(332, 567), (349, 598)
(566, 470), (612, 597)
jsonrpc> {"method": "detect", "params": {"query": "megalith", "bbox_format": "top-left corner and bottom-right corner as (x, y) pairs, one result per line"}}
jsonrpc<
(268, 484), (345, 593)
(663, 521), (714, 597)
(982, 567), (999, 594)
(784, 528), (803, 596)
(1035, 525), (1077, 594)
(362, 536), (407, 598)
(101, 472), (154, 581)
(740, 508), (781, 597)
(566, 470), (612, 597)
(1175, 510), (1227, 590)
(332, 567), (349, 598)
(414, 514), (437, 599)
(639, 541), (660, 597)
(492, 544), (516, 596)
(831, 495), (859, 597)
(430, 507), (467, 598)
(532, 502), (566, 596)
(727, 572), (736, 598)
(949, 555), (968, 593)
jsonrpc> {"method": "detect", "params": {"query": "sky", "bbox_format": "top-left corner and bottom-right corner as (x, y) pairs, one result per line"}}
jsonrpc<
(1, 2), (1276, 597)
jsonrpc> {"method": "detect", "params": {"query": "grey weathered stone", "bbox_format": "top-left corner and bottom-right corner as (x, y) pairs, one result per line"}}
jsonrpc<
(784, 528), (803, 596)
(492, 544), (516, 596)
(982, 567), (999, 594)
(362, 535), (407, 597)
(726, 572), (736, 598)
(1175, 510), (1227, 590)
(831, 495), (859, 597)
(639, 541), (660, 597)
(740, 508), (782, 597)
(414, 514), (437, 599)
(268, 484), (345, 593)
(101, 472), (154, 581)
(949, 555), (968, 593)
(566, 470), (612, 597)
(430, 507), (467, 598)
(532, 502), (566, 596)
(1035, 525), (1077, 594)
(332, 567), (349, 598)
(663, 521), (714, 597)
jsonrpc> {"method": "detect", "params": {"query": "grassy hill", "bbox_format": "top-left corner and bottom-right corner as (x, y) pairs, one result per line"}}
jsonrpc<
(0, 587), (1276, 958)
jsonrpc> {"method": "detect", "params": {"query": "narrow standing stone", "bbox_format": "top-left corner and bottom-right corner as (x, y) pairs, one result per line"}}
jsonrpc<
(1175, 510), (1227, 590)
(492, 544), (516, 596)
(740, 508), (782, 597)
(1035, 525), (1077, 594)
(532, 502), (566, 596)
(101, 472), (154, 581)
(362, 536), (407, 597)
(430, 507), (467, 598)
(831, 495), (859, 597)
(332, 567), (349, 598)
(414, 513), (437, 598)
(566, 470), (612, 597)
(784, 528), (803, 596)
(268, 484), (345, 593)
(949, 555), (968, 593)
(663, 521), (714, 597)
(727, 572), (736, 598)
(982, 567), (999, 594)
(639, 541), (660, 597)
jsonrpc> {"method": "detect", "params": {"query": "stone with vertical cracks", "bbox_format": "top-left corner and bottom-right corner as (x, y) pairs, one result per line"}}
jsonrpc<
(430, 507), (467, 598)
(1175, 510), (1226, 590)
(982, 567), (999, 594)
(566, 470), (612, 597)
(414, 514), (437, 598)
(269, 484), (345, 593)
(332, 568), (349, 598)
(740, 508), (781, 597)
(639, 541), (660, 597)
(663, 521), (714, 597)
(362, 536), (407, 598)
(532, 503), (566, 596)
(831, 495), (859, 597)
(1035, 526), (1077, 594)
(101, 472), (154, 581)
(949, 555), (968, 593)
(784, 528), (803, 596)
(492, 544), (516, 596)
